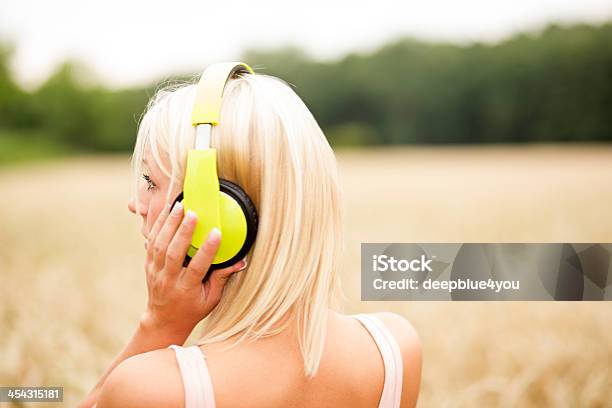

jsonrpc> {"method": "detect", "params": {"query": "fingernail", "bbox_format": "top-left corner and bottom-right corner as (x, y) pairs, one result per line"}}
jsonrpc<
(184, 209), (197, 225)
(237, 259), (247, 271)
(207, 227), (221, 244)
(172, 201), (183, 215)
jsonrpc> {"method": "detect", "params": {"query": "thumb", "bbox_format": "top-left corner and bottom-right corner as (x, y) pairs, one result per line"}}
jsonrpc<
(203, 259), (247, 308)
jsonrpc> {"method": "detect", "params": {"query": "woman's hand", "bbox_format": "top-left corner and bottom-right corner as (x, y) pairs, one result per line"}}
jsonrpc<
(140, 201), (246, 336)
(78, 201), (247, 408)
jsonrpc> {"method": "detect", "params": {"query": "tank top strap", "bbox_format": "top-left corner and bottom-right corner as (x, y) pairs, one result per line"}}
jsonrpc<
(168, 344), (216, 408)
(351, 314), (404, 408)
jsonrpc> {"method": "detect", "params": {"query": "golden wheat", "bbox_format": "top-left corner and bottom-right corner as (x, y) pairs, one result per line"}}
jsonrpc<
(1, 145), (611, 407)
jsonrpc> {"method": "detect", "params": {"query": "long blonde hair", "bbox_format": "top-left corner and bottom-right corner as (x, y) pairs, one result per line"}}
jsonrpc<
(131, 71), (345, 377)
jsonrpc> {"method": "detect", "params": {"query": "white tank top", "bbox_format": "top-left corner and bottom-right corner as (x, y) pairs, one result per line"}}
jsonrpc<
(168, 313), (404, 408)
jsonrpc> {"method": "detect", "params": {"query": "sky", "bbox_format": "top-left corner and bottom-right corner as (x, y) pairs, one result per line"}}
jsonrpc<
(1, 0), (611, 89)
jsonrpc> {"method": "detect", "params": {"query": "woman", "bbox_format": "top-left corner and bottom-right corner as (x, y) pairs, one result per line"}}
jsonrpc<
(80, 67), (422, 408)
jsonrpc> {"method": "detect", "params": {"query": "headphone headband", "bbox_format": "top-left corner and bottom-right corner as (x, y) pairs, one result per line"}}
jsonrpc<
(191, 62), (254, 127)
(181, 62), (258, 273)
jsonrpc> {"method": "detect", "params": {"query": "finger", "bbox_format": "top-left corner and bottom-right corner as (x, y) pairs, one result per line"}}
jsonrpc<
(182, 227), (222, 285)
(152, 201), (185, 268)
(201, 259), (247, 307)
(146, 202), (173, 262)
(165, 210), (198, 273)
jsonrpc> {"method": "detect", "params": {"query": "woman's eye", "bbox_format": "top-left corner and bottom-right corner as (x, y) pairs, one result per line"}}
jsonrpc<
(142, 174), (156, 191)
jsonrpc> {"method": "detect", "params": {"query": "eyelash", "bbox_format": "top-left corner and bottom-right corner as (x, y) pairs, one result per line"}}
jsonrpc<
(142, 173), (156, 191)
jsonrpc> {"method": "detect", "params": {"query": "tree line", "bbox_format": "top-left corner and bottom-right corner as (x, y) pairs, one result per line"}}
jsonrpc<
(0, 21), (611, 160)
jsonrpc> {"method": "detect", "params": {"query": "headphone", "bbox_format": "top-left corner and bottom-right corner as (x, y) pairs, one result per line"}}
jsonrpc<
(173, 62), (258, 276)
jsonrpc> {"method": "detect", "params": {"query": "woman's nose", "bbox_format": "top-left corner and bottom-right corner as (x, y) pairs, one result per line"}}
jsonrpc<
(127, 199), (136, 214)
(127, 198), (145, 215)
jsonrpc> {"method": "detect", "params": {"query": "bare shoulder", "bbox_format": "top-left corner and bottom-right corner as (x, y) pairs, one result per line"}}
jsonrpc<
(373, 312), (422, 408)
(96, 348), (183, 408)
(372, 312), (421, 351)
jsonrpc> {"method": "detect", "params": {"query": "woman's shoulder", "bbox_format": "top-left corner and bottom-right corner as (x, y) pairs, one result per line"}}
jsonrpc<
(364, 312), (422, 408)
(96, 348), (184, 408)
(352, 311), (421, 351)
(368, 312), (421, 351)
(96, 313), (422, 408)
(97, 337), (303, 408)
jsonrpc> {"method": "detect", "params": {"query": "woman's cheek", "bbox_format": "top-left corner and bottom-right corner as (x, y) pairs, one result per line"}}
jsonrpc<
(149, 201), (165, 228)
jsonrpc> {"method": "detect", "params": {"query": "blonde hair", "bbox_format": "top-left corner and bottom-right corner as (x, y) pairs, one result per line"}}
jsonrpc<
(131, 72), (345, 377)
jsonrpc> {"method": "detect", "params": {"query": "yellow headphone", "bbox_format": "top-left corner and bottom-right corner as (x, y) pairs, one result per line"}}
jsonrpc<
(173, 62), (258, 275)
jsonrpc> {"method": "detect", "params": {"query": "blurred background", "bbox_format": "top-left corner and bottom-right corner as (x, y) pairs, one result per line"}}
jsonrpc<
(1, 1), (611, 407)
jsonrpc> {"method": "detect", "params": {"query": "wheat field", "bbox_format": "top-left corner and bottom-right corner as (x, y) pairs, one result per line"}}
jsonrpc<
(1, 145), (611, 407)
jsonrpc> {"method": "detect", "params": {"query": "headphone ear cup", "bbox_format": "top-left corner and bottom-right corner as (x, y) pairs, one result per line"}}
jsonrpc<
(215, 179), (258, 269)
(172, 180), (258, 272)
